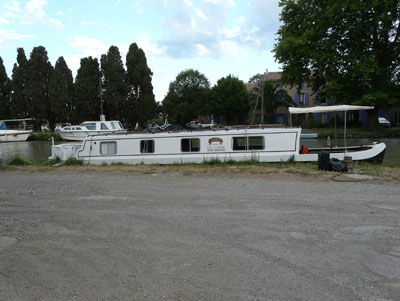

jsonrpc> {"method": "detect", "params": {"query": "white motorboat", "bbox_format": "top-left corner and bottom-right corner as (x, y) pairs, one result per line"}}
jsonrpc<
(0, 119), (33, 142)
(49, 124), (386, 165)
(58, 120), (127, 141)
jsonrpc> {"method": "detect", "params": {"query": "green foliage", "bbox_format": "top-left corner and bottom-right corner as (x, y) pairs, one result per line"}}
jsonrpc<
(34, 156), (62, 166)
(25, 46), (53, 129)
(0, 56), (11, 119)
(27, 132), (61, 141)
(274, 0), (400, 111)
(212, 75), (250, 124)
(64, 158), (84, 166)
(11, 48), (30, 119)
(49, 56), (73, 126)
(126, 43), (156, 127)
(251, 80), (294, 124)
(163, 69), (212, 125)
(7, 156), (31, 166)
(73, 57), (101, 122)
(101, 46), (128, 122)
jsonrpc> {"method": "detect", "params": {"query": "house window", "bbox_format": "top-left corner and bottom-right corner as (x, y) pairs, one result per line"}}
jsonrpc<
(181, 138), (200, 152)
(348, 112), (355, 121)
(299, 93), (305, 105)
(101, 142), (117, 155)
(140, 140), (154, 153)
(320, 98), (327, 104)
(233, 136), (264, 151)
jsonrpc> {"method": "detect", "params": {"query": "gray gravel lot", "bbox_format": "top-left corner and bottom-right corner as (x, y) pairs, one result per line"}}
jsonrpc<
(0, 170), (399, 300)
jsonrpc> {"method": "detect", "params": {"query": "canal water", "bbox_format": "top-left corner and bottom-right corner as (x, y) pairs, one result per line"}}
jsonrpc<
(0, 138), (399, 164)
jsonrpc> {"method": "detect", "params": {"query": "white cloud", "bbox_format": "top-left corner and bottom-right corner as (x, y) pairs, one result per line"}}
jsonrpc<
(4, 0), (21, 12)
(22, 0), (63, 30)
(0, 28), (34, 49)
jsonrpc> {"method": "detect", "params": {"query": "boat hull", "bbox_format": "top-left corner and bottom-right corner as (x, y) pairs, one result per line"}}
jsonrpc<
(0, 130), (32, 142)
(295, 143), (386, 164)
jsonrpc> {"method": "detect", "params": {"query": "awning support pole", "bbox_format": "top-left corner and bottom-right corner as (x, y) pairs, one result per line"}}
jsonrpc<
(344, 110), (347, 152)
(334, 113), (337, 147)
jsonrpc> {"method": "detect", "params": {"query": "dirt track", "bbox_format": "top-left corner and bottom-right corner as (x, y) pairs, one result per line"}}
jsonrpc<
(1, 170), (399, 300)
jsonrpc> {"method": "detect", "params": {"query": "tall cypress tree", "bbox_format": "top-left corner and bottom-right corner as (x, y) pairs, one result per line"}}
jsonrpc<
(49, 56), (73, 124)
(126, 43), (156, 126)
(0, 56), (11, 119)
(100, 46), (128, 122)
(25, 46), (53, 129)
(11, 48), (29, 119)
(73, 57), (101, 122)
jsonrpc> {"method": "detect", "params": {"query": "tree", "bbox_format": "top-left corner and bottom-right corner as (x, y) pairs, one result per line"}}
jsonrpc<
(73, 57), (101, 122)
(0, 57), (11, 119)
(101, 46), (128, 122)
(126, 43), (156, 126)
(48, 57), (73, 125)
(25, 46), (53, 128)
(11, 48), (29, 119)
(163, 69), (211, 125)
(212, 75), (250, 124)
(274, 0), (400, 123)
(259, 81), (294, 121)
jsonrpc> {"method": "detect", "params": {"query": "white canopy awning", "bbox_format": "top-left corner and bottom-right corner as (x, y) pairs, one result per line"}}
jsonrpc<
(289, 105), (374, 114)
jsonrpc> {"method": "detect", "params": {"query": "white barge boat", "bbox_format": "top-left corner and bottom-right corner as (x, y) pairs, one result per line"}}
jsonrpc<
(49, 125), (386, 165)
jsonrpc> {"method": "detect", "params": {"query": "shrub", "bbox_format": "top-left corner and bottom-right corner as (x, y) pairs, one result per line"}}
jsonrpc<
(64, 158), (83, 166)
(7, 156), (31, 166)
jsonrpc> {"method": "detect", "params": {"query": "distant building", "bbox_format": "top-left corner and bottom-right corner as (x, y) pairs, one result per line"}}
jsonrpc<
(247, 71), (400, 127)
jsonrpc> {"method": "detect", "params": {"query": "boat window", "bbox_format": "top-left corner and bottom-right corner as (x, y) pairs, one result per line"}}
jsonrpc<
(111, 122), (116, 129)
(248, 136), (264, 150)
(118, 121), (124, 129)
(64, 127), (71, 130)
(181, 138), (200, 152)
(100, 141), (117, 155)
(233, 136), (264, 151)
(101, 123), (109, 130)
(232, 137), (247, 150)
(76, 127), (82, 130)
(140, 140), (154, 153)
(84, 123), (96, 130)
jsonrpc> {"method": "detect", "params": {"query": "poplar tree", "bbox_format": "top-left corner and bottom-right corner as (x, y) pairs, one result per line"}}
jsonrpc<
(100, 46), (128, 122)
(0, 57), (11, 119)
(25, 46), (53, 129)
(73, 57), (101, 122)
(11, 48), (29, 118)
(126, 43), (156, 126)
(49, 56), (73, 124)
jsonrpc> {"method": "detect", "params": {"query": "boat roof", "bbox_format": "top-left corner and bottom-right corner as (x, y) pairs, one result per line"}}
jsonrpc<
(289, 105), (374, 114)
(85, 126), (300, 140)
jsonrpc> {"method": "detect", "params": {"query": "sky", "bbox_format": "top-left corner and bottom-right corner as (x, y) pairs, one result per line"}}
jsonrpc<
(0, 0), (283, 102)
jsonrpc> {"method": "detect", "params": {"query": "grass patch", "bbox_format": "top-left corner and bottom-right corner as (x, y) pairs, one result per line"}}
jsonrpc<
(64, 158), (84, 166)
(28, 132), (61, 141)
(7, 156), (31, 166)
(34, 156), (62, 166)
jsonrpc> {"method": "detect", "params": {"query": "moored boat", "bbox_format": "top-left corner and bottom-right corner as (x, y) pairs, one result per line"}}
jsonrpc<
(58, 120), (127, 141)
(0, 119), (33, 142)
(49, 125), (386, 165)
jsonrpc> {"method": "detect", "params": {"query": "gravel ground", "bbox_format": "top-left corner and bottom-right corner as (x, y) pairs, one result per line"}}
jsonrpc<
(0, 170), (399, 300)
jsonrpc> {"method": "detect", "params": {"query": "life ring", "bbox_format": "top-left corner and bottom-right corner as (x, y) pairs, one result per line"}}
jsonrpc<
(13, 133), (17, 137)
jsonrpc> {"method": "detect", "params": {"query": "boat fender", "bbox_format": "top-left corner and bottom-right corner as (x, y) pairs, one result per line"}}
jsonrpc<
(300, 145), (309, 154)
